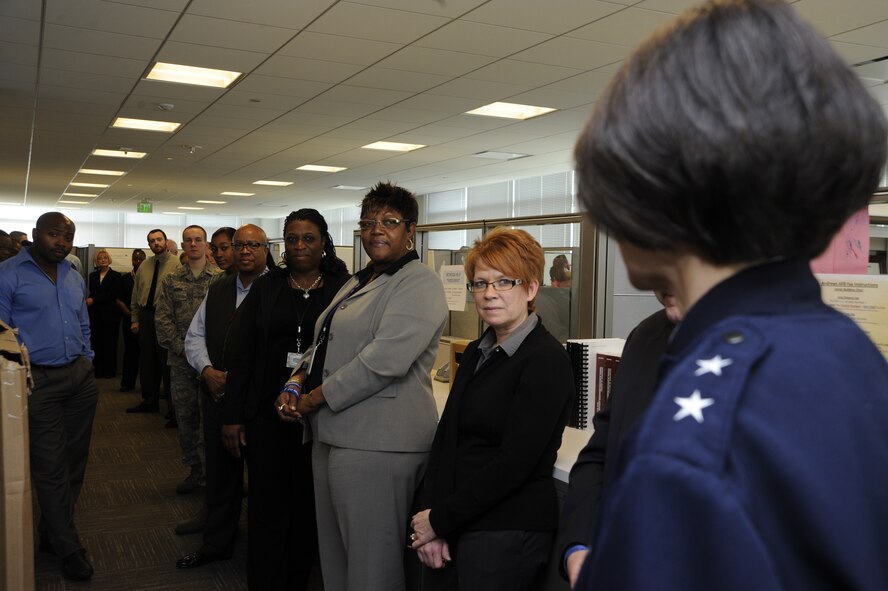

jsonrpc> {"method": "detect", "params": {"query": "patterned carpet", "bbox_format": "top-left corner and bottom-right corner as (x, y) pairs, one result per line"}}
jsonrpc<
(33, 376), (322, 590)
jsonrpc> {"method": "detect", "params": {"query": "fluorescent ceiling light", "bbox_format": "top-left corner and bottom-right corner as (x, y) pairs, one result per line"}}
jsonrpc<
(79, 168), (126, 176)
(0, 201), (22, 206)
(465, 102), (556, 120)
(297, 164), (347, 173)
(70, 182), (110, 188)
(197, 200), (226, 204)
(92, 149), (146, 159)
(221, 191), (254, 196)
(253, 180), (293, 187)
(112, 117), (181, 132)
(178, 206), (204, 210)
(63, 192), (96, 198)
(362, 141), (425, 152)
(332, 185), (367, 191)
(161, 211), (185, 215)
(59, 200), (89, 205)
(145, 62), (242, 89)
(472, 151), (530, 161)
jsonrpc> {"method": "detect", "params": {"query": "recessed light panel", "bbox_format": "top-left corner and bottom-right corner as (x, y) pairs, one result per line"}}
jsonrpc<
(58, 200), (89, 205)
(178, 206), (204, 210)
(361, 141), (426, 152)
(112, 117), (181, 132)
(70, 182), (110, 188)
(92, 149), (146, 159)
(196, 200), (226, 204)
(221, 191), (255, 196)
(146, 62), (242, 88)
(332, 185), (367, 191)
(465, 102), (556, 120)
(297, 165), (347, 172)
(63, 192), (96, 198)
(253, 180), (293, 186)
(79, 168), (126, 176)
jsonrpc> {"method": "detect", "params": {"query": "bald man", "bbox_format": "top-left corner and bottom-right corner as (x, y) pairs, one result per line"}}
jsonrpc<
(176, 224), (269, 568)
(0, 213), (98, 581)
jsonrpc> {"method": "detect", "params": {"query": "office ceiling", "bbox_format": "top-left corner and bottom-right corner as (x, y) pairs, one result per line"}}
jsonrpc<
(2, 0), (887, 217)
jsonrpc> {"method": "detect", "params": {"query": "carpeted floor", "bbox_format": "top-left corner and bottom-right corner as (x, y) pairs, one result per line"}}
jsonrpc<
(34, 375), (323, 590)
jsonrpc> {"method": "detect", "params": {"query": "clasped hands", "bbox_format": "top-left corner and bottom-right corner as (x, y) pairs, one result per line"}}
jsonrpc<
(274, 376), (324, 423)
(409, 509), (451, 569)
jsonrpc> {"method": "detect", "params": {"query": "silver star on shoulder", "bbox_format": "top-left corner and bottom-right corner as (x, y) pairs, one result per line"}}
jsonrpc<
(673, 390), (715, 423)
(694, 354), (733, 377)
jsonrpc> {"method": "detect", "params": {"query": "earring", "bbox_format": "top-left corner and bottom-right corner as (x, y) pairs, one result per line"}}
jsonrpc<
(406, 238), (414, 251)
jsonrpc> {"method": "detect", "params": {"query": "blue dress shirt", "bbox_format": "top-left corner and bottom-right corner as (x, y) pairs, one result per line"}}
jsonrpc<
(0, 247), (93, 365)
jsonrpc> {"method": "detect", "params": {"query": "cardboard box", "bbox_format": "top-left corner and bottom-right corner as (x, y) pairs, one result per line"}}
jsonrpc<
(0, 322), (34, 591)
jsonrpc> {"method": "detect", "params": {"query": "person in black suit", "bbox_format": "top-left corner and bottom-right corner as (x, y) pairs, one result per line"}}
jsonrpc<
(115, 249), (146, 391)
(224, 209), (350, 590)
(87, 249), (122, 378)
(557, 292), (680, 587)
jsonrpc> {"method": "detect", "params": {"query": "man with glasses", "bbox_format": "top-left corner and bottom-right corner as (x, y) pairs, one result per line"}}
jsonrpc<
(156, 225), (220, 494)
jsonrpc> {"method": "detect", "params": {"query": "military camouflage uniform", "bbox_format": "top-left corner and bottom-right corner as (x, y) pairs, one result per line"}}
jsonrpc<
(156, 263), (221, 474)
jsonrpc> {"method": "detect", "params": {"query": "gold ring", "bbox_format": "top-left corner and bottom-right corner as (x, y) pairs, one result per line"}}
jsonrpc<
(277, 404), (285, 411)
(410, 533), (417, 542)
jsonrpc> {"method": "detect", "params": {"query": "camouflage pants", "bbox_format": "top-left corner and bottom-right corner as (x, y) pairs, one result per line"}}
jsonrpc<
(169, 358), (204, 472)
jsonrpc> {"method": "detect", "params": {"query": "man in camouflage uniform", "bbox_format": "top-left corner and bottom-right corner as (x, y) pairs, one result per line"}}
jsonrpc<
(156, 225), (221, 494)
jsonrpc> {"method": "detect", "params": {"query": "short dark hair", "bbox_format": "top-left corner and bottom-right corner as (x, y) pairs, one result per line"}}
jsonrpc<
(212, 227), (236, 242)
(183, 225), (207, 240)
(283, 208), (348, 275)
(575, 0), (887, 264)
(9, 231), (25, 241)
(147, 228), (167, 240)
(360, 181), (419, 224)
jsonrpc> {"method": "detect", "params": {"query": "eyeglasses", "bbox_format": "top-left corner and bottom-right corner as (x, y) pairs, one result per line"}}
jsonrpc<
(232, 240), (268, 251)
(358, 218), (410, 231)
(467, 278), (523, 293)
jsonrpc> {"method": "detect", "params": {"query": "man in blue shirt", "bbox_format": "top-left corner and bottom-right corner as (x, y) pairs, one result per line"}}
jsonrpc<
(0, 212), (99, 582)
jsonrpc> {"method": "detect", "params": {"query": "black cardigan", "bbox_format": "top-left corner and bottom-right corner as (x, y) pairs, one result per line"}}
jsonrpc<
(423, 321), (574, 538)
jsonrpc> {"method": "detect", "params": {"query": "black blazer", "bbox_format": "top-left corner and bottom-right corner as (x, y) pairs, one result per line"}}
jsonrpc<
(423, 320), (574, 539)
(223, 269), (349, 425)
(557, 309), (675, 573)
(88, 268), (122, 324)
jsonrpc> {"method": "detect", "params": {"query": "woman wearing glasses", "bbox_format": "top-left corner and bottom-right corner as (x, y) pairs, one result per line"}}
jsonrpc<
(276, 182), (448, 591)
(409, 227), (574, 591)
(224, 210), (349, 590)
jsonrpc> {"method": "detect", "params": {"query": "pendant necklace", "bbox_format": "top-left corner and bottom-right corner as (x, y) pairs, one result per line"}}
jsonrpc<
(288, 272), (322, 299)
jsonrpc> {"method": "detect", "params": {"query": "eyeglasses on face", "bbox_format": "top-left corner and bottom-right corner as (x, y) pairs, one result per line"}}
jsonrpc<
(466, 278), (523, 293)
(232, 240), (269, 251)
(358, 218), (409, 231)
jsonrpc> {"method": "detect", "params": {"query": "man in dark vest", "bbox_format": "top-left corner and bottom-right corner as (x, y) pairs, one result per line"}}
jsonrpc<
(175, 224), (270, 568)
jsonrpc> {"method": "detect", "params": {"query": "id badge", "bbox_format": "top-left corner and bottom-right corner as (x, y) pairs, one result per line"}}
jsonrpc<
(286, 352), (304, 369)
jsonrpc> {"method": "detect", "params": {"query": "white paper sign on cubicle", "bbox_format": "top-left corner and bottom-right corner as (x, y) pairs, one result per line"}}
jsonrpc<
(440, 265), (466, 312)
(817, 274), (888, 357)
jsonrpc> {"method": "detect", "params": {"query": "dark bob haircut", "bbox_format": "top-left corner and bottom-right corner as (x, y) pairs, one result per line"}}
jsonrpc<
(575, 0), (887, 264)
(360, 181), (419, 224)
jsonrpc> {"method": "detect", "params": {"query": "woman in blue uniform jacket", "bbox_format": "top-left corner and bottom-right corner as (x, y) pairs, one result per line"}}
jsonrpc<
(409, 227), (574, 591)
(571, 1), (888, 590)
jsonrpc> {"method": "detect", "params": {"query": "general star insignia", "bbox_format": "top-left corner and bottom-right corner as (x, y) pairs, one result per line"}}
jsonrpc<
(673, 390), (715, 423)
(694, 354), (733, 377)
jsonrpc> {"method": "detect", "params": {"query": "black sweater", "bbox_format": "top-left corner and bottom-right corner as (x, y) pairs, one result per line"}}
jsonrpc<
(423, 321), (574, 538)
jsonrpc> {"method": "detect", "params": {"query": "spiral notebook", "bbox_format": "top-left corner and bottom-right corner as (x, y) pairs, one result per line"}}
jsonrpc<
(566, 338), (625, 430)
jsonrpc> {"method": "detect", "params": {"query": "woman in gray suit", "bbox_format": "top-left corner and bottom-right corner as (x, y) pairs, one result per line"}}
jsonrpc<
(276, 182), (448, 591)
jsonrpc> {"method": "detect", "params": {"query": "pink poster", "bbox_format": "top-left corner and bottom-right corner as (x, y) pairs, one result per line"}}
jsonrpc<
(810, 208), (870, 275)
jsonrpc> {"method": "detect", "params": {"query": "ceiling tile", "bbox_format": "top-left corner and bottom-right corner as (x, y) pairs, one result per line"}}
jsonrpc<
(0, 41), (39, 67)
(345, 67), (450, 93)
(253, 55), (363, 83)
(296, 97), (382, 118)
(348, 0), (487, 18)
(308, 2), (450, 44)
(569, 7), (677, 46)
(45, 0), (179, 38)
(464, 60), (583, 86)
(634, 0), (704, 14)
(156, 41), (267, 72)
(831, 19), (888, 49)
(376, 46), (497, 77)
(319, 84), (413, 106)
(0, 15), (40, 44)
(463, 0), (624, 34)
(43, 24), (161, 60)
(830, 40), (888, 65)
(218, 89), (310, 112)
(233, 74), (332, 99)
(187, 0), (335, 30)
(0, 62), (38, 84)
(512, 37), (630, 70)
(367, 106), (450, 125)
(794, 0), (888, 37)
(41, 47), (147, 77)
(415, 21), (551, 56)
(169, 14), (297, 53)
(428, 78), (534, 102)
(133, 79), (226, 102)
(0, 0), (42, 20)
(41, 67), (134, 93)
(278, 31), (400, 65)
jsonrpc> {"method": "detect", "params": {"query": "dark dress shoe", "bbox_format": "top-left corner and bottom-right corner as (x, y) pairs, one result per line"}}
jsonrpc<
(62, 549), (94, 581)
(126, 402), (159, 413)
(176, 550), (229, 569)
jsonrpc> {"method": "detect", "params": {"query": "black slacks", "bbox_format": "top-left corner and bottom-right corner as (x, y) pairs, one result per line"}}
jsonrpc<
(137, 309), (169, 406)
(200, 388), (244, 557)
(120, 320), (139, 389)
(244, 411), (317, 591)
(91, 316), (120, 378)
(29, 357), (98, 558)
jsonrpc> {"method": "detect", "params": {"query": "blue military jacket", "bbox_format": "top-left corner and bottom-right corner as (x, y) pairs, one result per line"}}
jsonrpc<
(578, 259), (888, 590)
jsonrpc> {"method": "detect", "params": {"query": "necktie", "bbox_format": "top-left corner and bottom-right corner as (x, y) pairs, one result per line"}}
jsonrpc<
(145, 258), (161, 311)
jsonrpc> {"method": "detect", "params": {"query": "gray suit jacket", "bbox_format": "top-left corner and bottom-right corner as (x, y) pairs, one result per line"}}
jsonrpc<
(308, 258), (447, 453)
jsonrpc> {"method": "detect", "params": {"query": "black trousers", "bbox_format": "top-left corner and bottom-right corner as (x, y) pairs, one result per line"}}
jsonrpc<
(120, 320), (139, 389)
(244, 411), (317, 591)
(137, 309), (169, 406)
(91, 316), (120, 378)
(200, 388), (244, 557)
(29, 357), (98, 558)
(419, 530), (553, 591)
